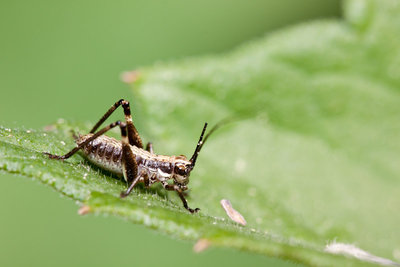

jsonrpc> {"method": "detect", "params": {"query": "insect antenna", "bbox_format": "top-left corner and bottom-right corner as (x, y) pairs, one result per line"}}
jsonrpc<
(190, 119), (229, 168)
(189, 123), (208, 167)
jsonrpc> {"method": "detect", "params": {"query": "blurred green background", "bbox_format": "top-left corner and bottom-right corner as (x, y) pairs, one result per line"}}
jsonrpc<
(0, 1), (340, 266)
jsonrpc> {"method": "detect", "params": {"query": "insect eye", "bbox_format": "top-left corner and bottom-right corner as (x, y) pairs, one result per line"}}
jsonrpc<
(179, 167), (186, 175)
(175, 164), (187, 175)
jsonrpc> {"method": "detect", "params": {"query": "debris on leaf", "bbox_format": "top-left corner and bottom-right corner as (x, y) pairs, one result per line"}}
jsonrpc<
(220, 199), (247, 226)
(325, 241), (400, 266)
(78, 205), (91, 215)
(120, 70), (140, 84)
(193, 238), (211, 253)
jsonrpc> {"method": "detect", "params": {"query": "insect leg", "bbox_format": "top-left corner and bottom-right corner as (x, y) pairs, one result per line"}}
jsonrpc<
(145, 142), (154, 154)
(119, 122), (141, 198)
(45, 121), (123, 160)
(143, 173), (150, 187)
(89, 99), (143, 148)
(164, 184), (200, 213)
(120, 100), (143, 148)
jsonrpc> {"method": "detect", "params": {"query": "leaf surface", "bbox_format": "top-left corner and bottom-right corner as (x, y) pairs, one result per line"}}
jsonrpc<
(1, 0), (400, 266)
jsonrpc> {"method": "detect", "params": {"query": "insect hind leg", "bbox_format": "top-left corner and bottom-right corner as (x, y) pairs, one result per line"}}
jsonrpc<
(90, 99), (143, 148)
(44, 121), (123, 160)
(119, 121), (141, 198)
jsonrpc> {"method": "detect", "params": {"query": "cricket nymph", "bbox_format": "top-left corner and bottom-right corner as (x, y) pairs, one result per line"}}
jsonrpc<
(77, 134), (193, 189)
(45, 99), (213, 213)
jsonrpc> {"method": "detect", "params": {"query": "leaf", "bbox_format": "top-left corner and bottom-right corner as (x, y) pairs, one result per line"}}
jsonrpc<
(1, 0), (400, 266)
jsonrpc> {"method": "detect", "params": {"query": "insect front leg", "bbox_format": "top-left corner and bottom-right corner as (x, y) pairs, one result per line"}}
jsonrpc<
(164, 184), (200, 213)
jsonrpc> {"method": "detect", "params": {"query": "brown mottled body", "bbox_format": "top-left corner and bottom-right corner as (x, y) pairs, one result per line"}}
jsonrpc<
(77, 134), (190, 187)
(79, 135), (123, 175)
(45, 99), (214, 213)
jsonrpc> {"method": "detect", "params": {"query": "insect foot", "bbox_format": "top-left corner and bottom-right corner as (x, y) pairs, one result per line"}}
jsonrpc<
(189, 207), (200, 214)
(120, 190), (130, 198)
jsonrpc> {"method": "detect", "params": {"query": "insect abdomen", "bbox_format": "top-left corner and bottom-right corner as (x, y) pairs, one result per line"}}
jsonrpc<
(77, 134), (177, 182)
(77, 134), (123, 175)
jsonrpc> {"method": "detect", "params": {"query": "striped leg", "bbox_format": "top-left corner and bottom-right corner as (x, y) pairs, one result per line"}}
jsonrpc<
(119, 123), (140, 198)
(90, 99), (143, 148)
(44, 121), (123, 160)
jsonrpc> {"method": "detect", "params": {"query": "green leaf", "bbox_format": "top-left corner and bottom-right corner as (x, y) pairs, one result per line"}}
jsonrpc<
(1, 0), (400, 266)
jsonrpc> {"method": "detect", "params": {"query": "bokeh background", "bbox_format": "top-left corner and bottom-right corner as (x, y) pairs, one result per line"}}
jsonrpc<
(0, 1), (340, 266)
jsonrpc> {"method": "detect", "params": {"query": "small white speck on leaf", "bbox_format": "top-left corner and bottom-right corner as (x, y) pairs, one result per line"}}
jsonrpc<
(325, 241), (400, 266)
(60, 141), (66, 146)
(220, 199), (247, 226)
(26, 130), (31, 133)
(193, 239), (211, 253)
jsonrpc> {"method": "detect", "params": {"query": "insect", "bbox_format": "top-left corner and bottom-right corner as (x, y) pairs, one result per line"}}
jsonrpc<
(45, 99), (216, 213)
